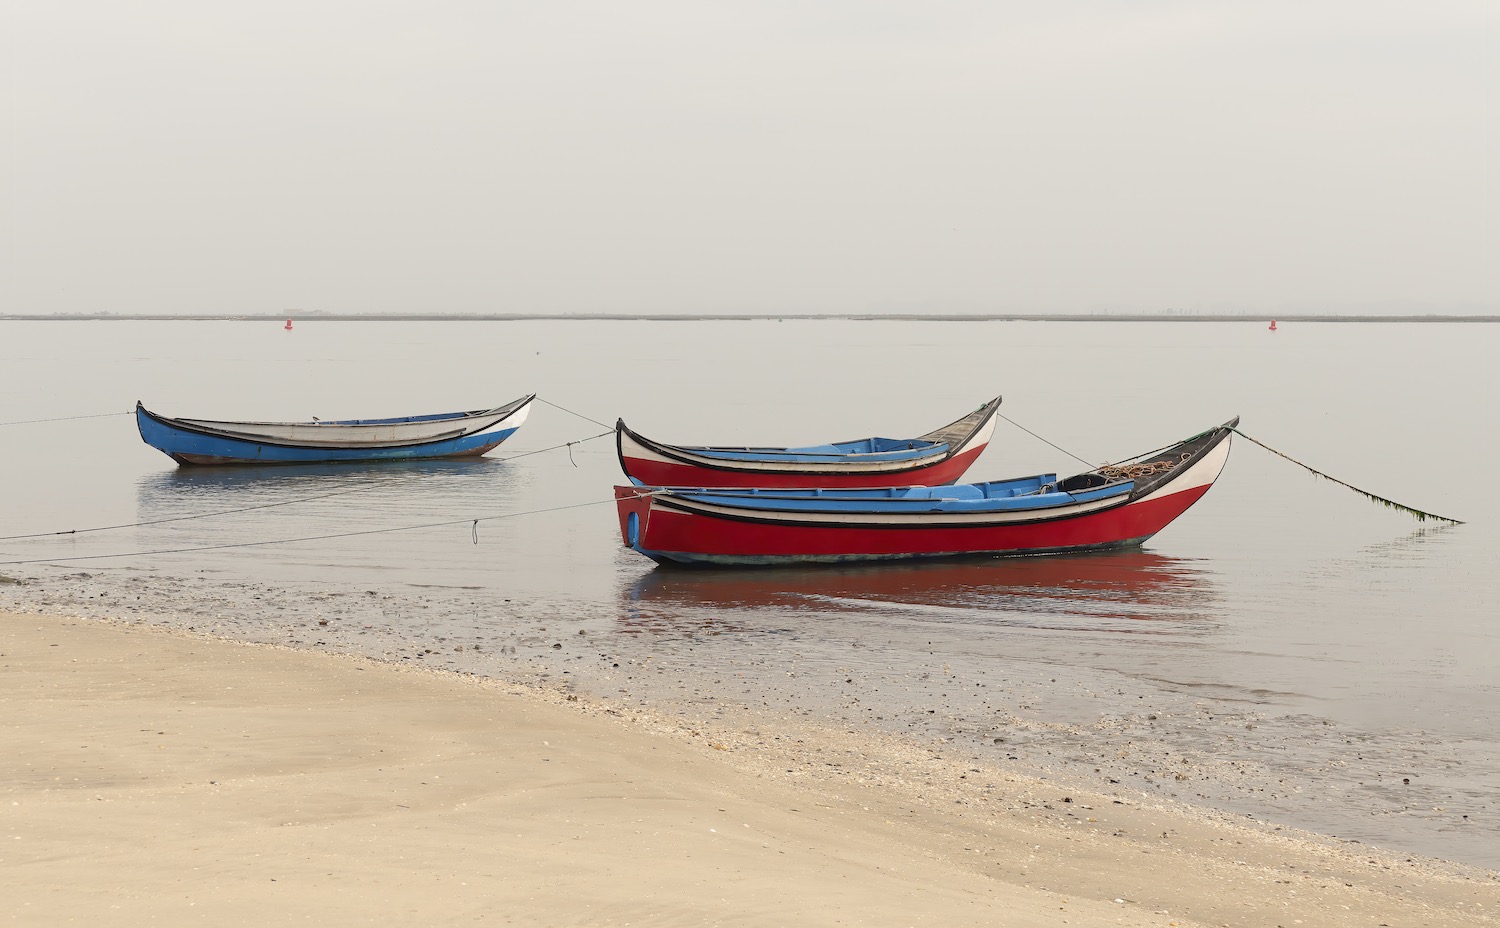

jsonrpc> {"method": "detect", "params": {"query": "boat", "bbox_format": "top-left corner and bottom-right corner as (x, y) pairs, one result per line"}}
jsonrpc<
(616, 396), (1003, 489)
(135, 395), (536, 466)
(614, 417), (1236, 567)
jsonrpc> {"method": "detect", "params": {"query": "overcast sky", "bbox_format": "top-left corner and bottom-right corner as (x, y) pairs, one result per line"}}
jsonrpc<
(4, 1), (1495, 315)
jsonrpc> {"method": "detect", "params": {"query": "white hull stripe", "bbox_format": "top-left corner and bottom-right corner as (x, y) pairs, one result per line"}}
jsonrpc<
(1137, 433), (1231, 503)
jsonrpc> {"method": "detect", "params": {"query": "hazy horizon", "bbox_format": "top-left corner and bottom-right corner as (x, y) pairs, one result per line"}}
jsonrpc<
(5, 2), (1495, 317)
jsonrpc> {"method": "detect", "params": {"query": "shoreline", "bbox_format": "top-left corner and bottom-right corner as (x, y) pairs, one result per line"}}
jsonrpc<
(3, 609), (1494, 926)
(6, 566), (1493, 873)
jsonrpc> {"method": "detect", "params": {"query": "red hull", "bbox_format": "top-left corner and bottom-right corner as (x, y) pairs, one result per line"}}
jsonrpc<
(619, 444), (987, 490)
(615, 482), (1212, 565)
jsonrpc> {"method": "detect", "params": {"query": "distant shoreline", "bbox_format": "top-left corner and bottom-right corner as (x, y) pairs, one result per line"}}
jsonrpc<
(2, 312), (1497, 323)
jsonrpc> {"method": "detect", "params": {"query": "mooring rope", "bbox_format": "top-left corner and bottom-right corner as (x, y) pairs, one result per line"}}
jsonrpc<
(0, 427), (615, 543)
(0, 410), (132, 427)
(497, 430), (612, 464)
(538, 398), (614, 430)
(0, 493), (654, 567)
(998, 414), (1463, 524)
(0, 481), (384, 542)
(1231, 428), (1463, 524)
(995, 412), (1097, 468)
(998, 413), (1186, 474)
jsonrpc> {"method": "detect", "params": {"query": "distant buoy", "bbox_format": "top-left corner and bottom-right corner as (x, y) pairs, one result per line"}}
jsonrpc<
(284, 319), (294, 331)
(1268, 319), (1277, 331)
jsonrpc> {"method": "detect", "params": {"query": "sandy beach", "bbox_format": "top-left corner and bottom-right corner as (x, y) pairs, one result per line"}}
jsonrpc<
(2, 610), (1494, 927)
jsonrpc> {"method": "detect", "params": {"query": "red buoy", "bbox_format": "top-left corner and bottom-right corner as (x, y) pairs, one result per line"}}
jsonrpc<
(284, 319), (294, 331)
(1268, 319), (1277, 331)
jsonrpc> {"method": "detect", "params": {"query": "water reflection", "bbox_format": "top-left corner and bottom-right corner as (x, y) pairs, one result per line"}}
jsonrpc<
(141, 455), (514, 496)
(128, 458), (538, 577)
(135, 457), (520, 516)
(1350, 522), (1463, 562)
(621, 550), (1219, 634)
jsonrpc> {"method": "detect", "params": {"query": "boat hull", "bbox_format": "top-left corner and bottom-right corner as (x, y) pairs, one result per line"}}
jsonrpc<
(615, 425), (1232, 566)
(618, 443), (988, 489)
(617, 397), (1001, 489)
(136, 397), (533, 466)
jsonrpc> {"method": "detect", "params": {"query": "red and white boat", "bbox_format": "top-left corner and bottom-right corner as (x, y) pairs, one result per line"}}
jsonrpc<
(615, 397), (1002, 489)
(614, 418), (1236, 567)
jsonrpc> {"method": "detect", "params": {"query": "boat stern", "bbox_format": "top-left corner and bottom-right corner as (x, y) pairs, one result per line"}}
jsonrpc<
(614, 485), (657, 549)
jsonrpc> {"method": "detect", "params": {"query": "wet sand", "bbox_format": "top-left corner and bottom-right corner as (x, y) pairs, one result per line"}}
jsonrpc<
(7, 565), (1494, 871)
(3, 610), (1495, 927)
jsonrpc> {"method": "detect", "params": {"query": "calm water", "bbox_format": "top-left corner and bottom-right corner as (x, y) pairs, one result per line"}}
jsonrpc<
(2, 319), (1496, 868)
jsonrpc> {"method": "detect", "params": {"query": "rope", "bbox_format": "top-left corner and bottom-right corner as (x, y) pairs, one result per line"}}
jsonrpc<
(1231, 428), (1464, 524)
(0, 428), (613, 543)
(1096, 453), (1192, 480)
(0, 496), (632, 566)
(996, 413), (1092, 467)
(998, 416), (1462, 525)
(0, 410), (132, 427)
(537, 398), (614, 430)
(497, 430), (611, 463)
(0, 482), (382, 542)
(998, 411), (1189, 475)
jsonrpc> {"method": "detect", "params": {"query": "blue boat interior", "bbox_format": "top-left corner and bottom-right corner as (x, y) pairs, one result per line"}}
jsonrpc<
(687, 437), (947, 463)
(671, 473), (1135, 513)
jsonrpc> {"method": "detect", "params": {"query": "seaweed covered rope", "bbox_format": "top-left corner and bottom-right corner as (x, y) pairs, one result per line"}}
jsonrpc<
(1229, 428), (1463, 524)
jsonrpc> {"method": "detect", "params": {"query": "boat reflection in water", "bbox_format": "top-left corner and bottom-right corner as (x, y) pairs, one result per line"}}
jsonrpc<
(136, 456), (518, 512)
(131, 456), (530, 561)
(620, 550), (1219, 636)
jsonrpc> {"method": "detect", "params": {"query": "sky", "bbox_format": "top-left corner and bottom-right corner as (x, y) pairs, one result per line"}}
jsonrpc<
(3, 1), (1495, 316)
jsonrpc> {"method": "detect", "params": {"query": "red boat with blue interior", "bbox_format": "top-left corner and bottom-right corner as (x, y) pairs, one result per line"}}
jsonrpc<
(616, 396), (1002, 489)
(614, 417), (1236, 567)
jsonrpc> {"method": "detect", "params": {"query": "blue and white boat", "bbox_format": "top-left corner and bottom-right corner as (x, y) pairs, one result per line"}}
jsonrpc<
(135, 395), (535, 466)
